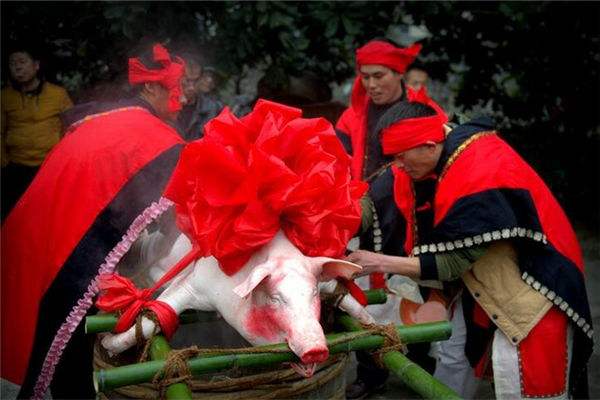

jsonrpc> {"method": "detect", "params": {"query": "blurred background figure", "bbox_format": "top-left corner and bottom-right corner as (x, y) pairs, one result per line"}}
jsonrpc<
(176, 55), (224, 141)
(405, 64), (429, 90)
(198, 66), (219, 98)
(1, 43), (72, 220)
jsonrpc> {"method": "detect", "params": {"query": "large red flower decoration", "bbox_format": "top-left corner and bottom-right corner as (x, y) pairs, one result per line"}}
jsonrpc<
(164, 99), (367, 275)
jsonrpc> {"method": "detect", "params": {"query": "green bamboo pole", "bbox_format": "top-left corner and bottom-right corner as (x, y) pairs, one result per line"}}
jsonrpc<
(86, 289), (388, 334)
(382, 351), (461, 399)
(337, 314), (461, 399)
(364, 288), (388, 305)
(149, 336), (193, 400)
(93, 321), (451, 392)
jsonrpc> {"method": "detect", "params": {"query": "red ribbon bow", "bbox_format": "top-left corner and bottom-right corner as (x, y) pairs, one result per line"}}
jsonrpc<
(96, 246), (202, 338)
(96, 274), (179, 339)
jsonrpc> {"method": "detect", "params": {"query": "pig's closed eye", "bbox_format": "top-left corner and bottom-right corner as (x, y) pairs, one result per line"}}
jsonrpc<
(269, 293), (285, 305)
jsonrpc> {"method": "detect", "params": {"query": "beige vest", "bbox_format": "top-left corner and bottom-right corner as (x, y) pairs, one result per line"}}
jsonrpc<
(462, 241), (552, 345)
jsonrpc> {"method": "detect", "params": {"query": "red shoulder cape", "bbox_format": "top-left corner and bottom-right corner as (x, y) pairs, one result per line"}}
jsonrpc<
(434, 133), (582, 270)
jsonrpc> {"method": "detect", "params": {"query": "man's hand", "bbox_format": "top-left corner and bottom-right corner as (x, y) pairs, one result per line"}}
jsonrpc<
(345, 250), (389, 277)
(345, 250), (422, 280)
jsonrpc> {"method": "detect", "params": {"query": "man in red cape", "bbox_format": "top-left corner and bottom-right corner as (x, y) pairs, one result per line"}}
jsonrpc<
(1, 43), (186, 399)
(348, 88), (593, 398)
(335, 38), (428, 398)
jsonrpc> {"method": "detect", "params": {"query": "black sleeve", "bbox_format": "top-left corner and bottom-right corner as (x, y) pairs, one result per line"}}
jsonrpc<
(335, 128), (353, 156)
(419, 253), (439, 280)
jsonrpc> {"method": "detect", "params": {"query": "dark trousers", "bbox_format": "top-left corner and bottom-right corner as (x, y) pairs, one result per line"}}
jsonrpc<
(1, 163), (39, 221)
(356, 350), (389, 386)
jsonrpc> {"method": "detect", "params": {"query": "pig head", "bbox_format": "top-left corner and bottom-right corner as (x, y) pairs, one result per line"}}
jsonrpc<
(101, 230), (371, 367)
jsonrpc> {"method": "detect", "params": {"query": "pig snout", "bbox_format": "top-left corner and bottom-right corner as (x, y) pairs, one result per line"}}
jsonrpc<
(287, 321), (329, 364)
(299, 347), (329, 364)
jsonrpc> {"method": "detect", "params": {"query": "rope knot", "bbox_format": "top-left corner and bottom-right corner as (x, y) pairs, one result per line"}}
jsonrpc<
(152, 346), (201, 398)
(362, 322), (407, 368)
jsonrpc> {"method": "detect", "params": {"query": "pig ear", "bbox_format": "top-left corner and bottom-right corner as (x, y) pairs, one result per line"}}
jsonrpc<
(232, 260), (277, 298)
(310, 257), (362, 282)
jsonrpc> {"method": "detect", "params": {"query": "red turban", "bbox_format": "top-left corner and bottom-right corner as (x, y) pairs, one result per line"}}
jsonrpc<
(356, 41), (422, 73)
(128, 43), (185, 112)
(381, 87), (449, 155)
(350, 41), (422, 112)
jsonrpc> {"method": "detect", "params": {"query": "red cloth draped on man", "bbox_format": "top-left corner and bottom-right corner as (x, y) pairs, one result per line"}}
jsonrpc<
(1, 43), (186, 399)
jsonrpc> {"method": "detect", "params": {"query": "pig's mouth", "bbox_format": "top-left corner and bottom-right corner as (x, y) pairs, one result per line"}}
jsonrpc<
(288, 346), (329, 378)
(290, 362), (317, 378)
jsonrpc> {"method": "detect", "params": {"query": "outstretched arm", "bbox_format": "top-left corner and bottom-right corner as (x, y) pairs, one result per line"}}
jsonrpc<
(345, 250), (421, 279)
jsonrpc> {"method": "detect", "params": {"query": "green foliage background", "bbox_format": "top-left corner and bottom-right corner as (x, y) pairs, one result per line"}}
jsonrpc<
(2, 1), (598, 228)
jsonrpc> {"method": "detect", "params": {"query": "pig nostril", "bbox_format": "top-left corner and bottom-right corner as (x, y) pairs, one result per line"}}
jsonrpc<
(300, 348), (329, 364)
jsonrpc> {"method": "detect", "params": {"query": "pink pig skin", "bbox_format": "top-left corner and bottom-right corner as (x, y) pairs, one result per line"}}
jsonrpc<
(101, 230), (368, 366)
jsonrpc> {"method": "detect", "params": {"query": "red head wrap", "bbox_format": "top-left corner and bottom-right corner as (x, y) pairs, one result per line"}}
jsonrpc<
(381, 87), (449, 155)
(350, 41), (422, 112)
(128, 43), (186, 112)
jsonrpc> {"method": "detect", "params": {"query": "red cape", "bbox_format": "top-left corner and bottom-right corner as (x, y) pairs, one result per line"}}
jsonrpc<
(1, 107), (183, 385)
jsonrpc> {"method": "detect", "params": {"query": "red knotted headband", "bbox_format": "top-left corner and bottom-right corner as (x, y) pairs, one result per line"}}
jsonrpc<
(128, 43), (185, 113)
(350, 41), (422, 112)
(356, 41), (422, 73)
(381, 87), (449, 155)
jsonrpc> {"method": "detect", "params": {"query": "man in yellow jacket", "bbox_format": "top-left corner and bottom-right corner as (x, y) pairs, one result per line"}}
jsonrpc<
(1, 44), (72, 219)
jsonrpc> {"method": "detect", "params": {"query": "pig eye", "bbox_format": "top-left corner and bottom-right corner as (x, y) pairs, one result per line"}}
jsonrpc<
(269, 293), (284, 305)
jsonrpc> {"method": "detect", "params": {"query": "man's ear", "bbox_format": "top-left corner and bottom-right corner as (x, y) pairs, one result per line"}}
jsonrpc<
(143, 82), (161, 97)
